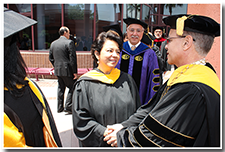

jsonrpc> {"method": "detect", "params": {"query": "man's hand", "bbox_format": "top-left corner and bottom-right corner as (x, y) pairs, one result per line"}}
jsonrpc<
(73, 73), (78, 80)
(103, 124), (123, 147)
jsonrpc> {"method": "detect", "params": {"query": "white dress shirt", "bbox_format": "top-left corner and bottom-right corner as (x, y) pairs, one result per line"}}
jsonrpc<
(128, 41), (141, 51)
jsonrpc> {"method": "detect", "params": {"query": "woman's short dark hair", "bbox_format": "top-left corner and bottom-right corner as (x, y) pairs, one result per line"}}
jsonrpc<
(91, 31), (122, 65)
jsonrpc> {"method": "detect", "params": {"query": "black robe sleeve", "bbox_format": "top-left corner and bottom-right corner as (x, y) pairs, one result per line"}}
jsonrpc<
(42, 90), (62, 147)
(117, 82), (220, 147)
(30, 79), (62, 147)
(121, 83), (167, 128)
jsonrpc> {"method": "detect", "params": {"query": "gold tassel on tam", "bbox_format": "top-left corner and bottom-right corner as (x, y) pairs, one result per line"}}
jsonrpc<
(176, 16), (188, 36)
(176, 15), (196, 36)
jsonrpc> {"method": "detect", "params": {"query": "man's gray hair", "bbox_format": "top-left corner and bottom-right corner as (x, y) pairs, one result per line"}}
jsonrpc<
(183, 31), (215, 56)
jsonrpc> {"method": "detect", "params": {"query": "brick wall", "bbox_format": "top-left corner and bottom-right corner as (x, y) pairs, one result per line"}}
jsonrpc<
(187, 4), (221, 80)
(21, 51), (93, 79)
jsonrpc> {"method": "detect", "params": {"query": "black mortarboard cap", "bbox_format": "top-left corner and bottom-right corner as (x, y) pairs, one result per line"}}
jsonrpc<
(153, 26), (164, 33)
(141, 30), (156, 47)
(163, 14), (220, 37)
(4, 7), (37, 38)
(4, 7), (37, 74)
(103, 23), (123, 38)
(123, 17), (148, 29)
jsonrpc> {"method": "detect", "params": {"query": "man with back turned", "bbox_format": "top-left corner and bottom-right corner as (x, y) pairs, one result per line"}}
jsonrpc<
(49, 26), (78, 113)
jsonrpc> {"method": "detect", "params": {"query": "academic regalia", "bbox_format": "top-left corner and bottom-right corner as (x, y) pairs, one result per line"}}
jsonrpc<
(4, 7), (61, 147)
(72, 68), (141, 147)
(4, 77), (62, 147)
(153, 26), (166, 49)
(117, 63), (220, 147)
(4, 7), (37, 38)
(163, 14), (220, 37)
(154, 37), (166, 49)
(116, 41), (160, 105)
(103, 23), (123, 38)
(141, 30), (165, 85)
(141, 30), (155, 48)
(124, 17), (148, 29)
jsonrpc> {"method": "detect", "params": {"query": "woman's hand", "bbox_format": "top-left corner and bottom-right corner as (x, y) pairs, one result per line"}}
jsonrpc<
(103, 124), (123, 147)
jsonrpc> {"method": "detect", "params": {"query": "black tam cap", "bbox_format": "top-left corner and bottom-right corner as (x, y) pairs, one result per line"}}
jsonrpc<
(103, 23), (123, 38)
(124, 17), (148, 29)
(141, 30), (156, 47)
(153, 26), (164, 32)
(4, 7), (37, 75)
(163, 14), (220, 37)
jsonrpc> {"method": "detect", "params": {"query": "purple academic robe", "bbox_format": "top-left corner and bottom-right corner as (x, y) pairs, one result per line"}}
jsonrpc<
(116, 41), (160, 105)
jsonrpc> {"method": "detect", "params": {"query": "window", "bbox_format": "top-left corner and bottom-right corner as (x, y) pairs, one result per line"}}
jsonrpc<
(6, 3), (188, 51)
(124, 4), (141, 19)
(7, 4), (33, 50)
(163, 4), (187, 16)
(8, 4), (31, 14)
(64, 4), (94, 51)
(142, 4), (187, 34)
(33, 4), (62, 50)
(95, 4), (122, 40)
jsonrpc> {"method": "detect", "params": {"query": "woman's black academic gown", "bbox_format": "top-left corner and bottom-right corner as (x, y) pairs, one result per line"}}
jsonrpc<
(4, 77), (62, 147)
(72, 68), (141, 147)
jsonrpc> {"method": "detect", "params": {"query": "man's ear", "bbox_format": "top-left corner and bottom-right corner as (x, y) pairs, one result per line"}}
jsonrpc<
(94, 51), (100, 60)
(64, 31), (67, 35)
(183, 35), (193, 51)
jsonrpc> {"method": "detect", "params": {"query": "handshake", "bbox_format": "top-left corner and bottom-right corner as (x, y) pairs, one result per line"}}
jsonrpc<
(103, 124), (124, 147)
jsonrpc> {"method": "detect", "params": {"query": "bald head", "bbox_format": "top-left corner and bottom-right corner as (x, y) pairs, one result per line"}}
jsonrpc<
(59, 26), (70, 39)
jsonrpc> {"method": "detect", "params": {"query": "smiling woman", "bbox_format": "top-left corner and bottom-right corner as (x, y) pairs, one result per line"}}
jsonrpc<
(91, 31), (122, 65)
(72, 30), (141, 147)
(93, 32), (121, 74)
(95, 39), (120, 74)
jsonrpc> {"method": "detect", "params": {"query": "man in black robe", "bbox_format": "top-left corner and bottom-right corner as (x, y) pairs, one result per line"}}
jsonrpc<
(103, 14), (220, 147)
(115, 18), (160, 105)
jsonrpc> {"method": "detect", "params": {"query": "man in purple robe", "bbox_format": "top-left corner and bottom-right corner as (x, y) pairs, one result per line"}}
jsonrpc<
(116, 17), (160, 105)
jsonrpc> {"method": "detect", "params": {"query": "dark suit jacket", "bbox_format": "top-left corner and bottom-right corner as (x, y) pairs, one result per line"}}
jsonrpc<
(49, 36), (77, 77)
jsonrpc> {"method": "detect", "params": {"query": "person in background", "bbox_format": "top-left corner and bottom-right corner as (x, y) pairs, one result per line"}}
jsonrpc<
(4, 7), (62, 147)
(153, 26), (166, 49)
(49, 26), (78, 114)
(116, 17), (160, 105)
(72, 30), (141, 147)
(123, 32), (128, 42)
(141, 30), (164, 85)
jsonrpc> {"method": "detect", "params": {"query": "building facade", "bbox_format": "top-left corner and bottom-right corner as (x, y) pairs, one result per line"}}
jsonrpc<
(4, 4), (221, 79)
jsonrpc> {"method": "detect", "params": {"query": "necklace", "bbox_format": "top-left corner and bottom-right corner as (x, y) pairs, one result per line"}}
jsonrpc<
(191, 58), (206, 65)
(160, 58), (206, 99)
